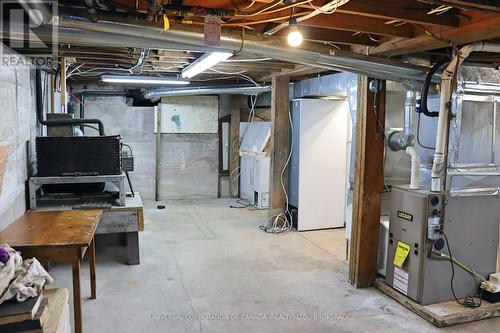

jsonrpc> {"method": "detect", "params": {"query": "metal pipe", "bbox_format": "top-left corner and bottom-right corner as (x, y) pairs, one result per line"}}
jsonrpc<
(144, 84), (271, 99)
(431, 42), (500, 192)
(84, 0), (99, 22)
(80, 90), (125, 133)
(53, 16), (429, 82)
(36, 69), (106, 135)
(388, 90), (417, 151)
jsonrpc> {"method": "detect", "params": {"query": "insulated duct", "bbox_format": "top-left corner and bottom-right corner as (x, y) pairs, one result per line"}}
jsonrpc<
(144, 84), (271, 99)
(430, 42), (500, 192)
(52, 16), (429, 82)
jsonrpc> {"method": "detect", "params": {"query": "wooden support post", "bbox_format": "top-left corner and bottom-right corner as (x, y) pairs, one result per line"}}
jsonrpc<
(60, 58), (67, 113)
(229, 96), (240, 198)
(349, 76), (386, 288)
(268, 76), (290, 217)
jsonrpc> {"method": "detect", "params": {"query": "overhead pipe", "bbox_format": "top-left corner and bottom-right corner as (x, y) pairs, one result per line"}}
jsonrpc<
(144, 84), (271, 99)
(430, 42), (500, 192)
(52, 16), (429, 82)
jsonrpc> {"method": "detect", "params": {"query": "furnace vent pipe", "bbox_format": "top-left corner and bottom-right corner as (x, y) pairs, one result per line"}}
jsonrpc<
(430, 42), (500, 192)
(144, 84), (271, 99)
(388, 90), (417, 151)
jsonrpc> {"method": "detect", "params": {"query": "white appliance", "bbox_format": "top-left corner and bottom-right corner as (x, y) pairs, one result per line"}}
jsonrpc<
(239, 122), (271, 208)
(289, 98), (350, 231)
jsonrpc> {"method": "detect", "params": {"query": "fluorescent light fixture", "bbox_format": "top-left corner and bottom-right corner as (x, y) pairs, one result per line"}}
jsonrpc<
(101, 75), (190, 85)
(181, 52), (233, 79)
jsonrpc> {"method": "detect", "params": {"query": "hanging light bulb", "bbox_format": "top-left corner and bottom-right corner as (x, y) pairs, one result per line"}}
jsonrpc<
(287, 17), (303, 47)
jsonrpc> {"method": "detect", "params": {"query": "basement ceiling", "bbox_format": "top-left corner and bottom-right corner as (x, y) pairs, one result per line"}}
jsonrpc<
(34, 1), (500, 83)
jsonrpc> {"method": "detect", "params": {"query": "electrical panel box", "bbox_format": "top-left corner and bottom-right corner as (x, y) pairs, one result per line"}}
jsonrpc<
(386, 185), (499, 305)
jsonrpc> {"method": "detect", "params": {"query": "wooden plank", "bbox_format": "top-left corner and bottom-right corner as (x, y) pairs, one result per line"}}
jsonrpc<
(43, 288), (70, 333)
(367, 15), (500, 56)
(15, 247), (80, 262)
(268, 76), (290, 217)
(137, 209), (144, 231)
(0, 210), (102, 248)
(375, 279), (500, 327)
(96, 211), (139, 234)
(348, 76), (386, 288)
(229, 95), (240, 198)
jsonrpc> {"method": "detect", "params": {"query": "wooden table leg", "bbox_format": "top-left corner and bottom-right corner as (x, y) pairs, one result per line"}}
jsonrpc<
(89, 238), (97, 300)
(72, 260), (82, 333)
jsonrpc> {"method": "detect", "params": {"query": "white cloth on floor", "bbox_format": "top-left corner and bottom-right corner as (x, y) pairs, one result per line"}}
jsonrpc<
(0, 244), (23, 300)
(0, 245), (54, 304)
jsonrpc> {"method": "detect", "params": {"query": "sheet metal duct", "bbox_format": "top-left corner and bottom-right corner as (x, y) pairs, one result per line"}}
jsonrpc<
(53, 16), (429, 82)
(144, 84), (271, 99)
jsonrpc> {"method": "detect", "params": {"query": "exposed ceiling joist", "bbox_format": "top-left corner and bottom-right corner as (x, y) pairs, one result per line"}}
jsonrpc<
(418, 0), (500, 13)
(298, 13), (415, 38)
(279, 27), (379, 46)
(250, 0), (458, 27)
(364, 15), (500, 56)
(336, 0), (459, 27)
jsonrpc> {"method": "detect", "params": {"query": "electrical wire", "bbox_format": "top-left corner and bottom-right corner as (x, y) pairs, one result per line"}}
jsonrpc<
(259, 104), (294, 234)
(441, 231), (482, 308)
(416, 111), (436, 150)
(234, 0), (284, 17)
(306, 0), (341, 14)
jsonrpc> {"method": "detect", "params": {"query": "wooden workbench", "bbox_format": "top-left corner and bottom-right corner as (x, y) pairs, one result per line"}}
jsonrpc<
(0, 210), (102, 333)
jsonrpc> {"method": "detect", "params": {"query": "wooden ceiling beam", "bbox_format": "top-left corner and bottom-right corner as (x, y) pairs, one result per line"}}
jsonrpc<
(299, 13), (415, 38)
(365, 15), (500, 56)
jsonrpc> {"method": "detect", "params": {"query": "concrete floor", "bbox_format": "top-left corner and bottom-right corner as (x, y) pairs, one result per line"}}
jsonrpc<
(49, 199), (500, 333)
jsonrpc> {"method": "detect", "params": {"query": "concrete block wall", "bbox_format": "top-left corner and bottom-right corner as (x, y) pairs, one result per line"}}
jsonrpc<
(83, 95), (219, 200)
(0, 68), (38, 230)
